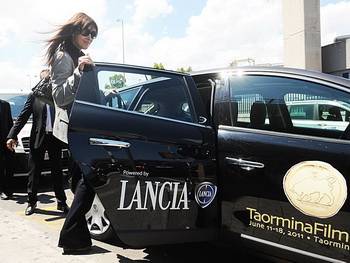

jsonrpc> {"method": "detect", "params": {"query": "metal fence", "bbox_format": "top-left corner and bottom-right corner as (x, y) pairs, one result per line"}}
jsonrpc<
(236, 93), (327, 114)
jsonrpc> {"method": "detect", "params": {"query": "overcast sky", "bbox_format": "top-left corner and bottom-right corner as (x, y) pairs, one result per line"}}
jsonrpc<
(0, 0), (349, 92)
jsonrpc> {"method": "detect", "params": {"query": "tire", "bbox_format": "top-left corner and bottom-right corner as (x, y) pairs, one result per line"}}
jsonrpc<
(85, 195), (115, 241)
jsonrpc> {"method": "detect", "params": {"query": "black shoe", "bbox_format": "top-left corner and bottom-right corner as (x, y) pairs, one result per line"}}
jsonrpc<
(63, 246), (91, 254)
(25, 203), (37, 216)
(0, 191), (13, 200)
(57, 203), (70, 213)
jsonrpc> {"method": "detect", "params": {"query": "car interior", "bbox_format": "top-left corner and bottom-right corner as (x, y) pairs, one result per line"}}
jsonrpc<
(192, 73), (350, 140)
(233, 96), (348, 140)
(118, 77), (194, 123)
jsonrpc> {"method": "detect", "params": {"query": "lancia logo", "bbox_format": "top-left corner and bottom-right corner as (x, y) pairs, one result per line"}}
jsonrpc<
(195, 182), (217, 208)
(283, 161), (347, 218)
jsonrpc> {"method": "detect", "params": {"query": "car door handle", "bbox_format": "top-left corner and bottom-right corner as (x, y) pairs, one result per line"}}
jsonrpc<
(225, 157), (265, 170)
(89, 138), (130, 148)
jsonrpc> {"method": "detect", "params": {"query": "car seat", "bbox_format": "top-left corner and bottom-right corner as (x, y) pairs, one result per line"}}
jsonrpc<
(327, 107), (342, 121)
(249, 101), (267, 128)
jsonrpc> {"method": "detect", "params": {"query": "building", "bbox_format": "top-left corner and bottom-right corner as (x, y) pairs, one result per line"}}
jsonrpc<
(283, 0), (321, 72)
(322, 36), (350, 78)
(282, 0), (350, 78)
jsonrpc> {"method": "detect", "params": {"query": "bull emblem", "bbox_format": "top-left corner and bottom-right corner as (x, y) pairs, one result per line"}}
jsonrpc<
(283, 161), (347, 218)
(291, 176), (336, 206)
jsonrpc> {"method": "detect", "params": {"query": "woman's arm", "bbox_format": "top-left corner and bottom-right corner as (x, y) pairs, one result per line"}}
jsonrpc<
(51, 51), (81, 107)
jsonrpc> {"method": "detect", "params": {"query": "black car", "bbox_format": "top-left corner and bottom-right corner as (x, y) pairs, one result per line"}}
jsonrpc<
(70, 63), (350, 263)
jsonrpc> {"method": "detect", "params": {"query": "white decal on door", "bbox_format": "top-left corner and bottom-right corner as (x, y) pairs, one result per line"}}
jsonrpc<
(283, 161), (347, 218)
(118, 180), (189, 210)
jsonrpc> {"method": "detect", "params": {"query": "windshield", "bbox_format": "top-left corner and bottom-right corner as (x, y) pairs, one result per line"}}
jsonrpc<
(0, 93), (29, 120)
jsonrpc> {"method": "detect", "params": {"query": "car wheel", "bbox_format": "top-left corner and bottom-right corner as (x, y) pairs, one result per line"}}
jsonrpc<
(86, 194), (115, 241)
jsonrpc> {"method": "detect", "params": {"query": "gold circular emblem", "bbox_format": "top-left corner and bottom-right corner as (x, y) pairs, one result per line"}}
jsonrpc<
(283, 161), (347, 218)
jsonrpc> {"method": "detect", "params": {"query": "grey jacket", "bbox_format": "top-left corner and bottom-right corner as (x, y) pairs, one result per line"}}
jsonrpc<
(51, 51), (81, 144)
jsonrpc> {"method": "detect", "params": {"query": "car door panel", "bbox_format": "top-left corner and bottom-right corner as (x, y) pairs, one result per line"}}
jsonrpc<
(217, 72), (350, 262)
(219, 128), (350, 261)
(69, 66), (218, 246)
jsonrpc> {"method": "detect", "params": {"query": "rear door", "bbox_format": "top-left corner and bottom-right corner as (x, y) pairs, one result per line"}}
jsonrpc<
(216, 72), (350, 262)
(69, 65), (218, 247)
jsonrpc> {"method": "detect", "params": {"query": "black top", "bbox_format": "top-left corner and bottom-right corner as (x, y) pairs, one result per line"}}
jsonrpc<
(63, 38), (85, 67)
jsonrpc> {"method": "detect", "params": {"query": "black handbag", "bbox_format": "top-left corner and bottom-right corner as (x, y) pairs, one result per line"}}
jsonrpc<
(31, 74), (54, 106)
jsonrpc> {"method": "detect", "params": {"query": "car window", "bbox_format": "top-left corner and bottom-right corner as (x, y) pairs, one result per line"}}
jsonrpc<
(116, 87), (139, 109)
(97, 71), (147, 107)
(229, 74), (350, 139)
(288, 103), (314, 120)
(0, 93), (30, 120)
(318, 104), (350, 121)
(96, 70), (195, 123)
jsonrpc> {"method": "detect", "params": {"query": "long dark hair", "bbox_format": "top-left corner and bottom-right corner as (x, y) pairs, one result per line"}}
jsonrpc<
(45, 12), (98, 66)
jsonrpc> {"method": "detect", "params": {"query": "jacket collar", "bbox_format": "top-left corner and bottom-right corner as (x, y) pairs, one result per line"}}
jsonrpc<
(63, 38), (85, 67)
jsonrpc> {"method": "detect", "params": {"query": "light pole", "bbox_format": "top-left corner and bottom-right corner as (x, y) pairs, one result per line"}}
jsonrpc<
(26, 74), (39, 89)
(116, 19), (125, 64)
(26, 74), (31, 89)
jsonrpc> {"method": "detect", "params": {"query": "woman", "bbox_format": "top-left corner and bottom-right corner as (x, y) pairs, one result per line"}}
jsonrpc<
(45, 12), (98, 253)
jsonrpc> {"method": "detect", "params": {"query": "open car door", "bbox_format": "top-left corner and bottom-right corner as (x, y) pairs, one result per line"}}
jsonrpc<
(68, 64), (218, 246)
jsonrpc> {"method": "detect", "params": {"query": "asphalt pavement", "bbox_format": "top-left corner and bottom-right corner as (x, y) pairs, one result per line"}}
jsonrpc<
(0, 176), (275, 263)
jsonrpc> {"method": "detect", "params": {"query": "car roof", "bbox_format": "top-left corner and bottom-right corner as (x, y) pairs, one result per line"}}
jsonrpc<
(95, 62), (190, 77)
(190, 66), (350, 88)
(94, 63), (350, 88)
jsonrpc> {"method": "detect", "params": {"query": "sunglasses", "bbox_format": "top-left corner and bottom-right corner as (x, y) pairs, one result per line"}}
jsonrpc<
(80, 28), (98, 39)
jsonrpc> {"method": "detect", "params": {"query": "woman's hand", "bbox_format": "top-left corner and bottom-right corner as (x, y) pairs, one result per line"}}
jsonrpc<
(78, 54), (95, 72)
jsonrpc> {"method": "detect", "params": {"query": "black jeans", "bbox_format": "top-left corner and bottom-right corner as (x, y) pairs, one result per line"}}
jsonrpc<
(27, 133), (66, 205)
(58, 169), (95, 249)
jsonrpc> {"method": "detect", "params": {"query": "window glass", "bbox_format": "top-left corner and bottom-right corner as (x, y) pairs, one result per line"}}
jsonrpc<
(114, 87), (139, 109)
(97, 71), (149, 107)
(285, 98), (350, 131)
(289, 104), (314, 120)
(229, 74), (350, 139)
(235, 94), (265, 125)
(96, 70), (195, 123)
(319, 104), (350, 122)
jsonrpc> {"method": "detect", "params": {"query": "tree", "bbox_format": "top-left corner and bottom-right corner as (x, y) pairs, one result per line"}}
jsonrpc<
(153, 62), (165, 70)
(177, 66), (193, 73)
(153, 63), (193, 72)
(104, 74), (126, 89)
(229, 61), (237, 67)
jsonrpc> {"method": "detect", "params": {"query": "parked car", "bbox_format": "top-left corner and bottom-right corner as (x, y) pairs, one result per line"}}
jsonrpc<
(70, 63), (350, 263)
(287, 100), (350, 131)
(0, 92), (69, 176)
